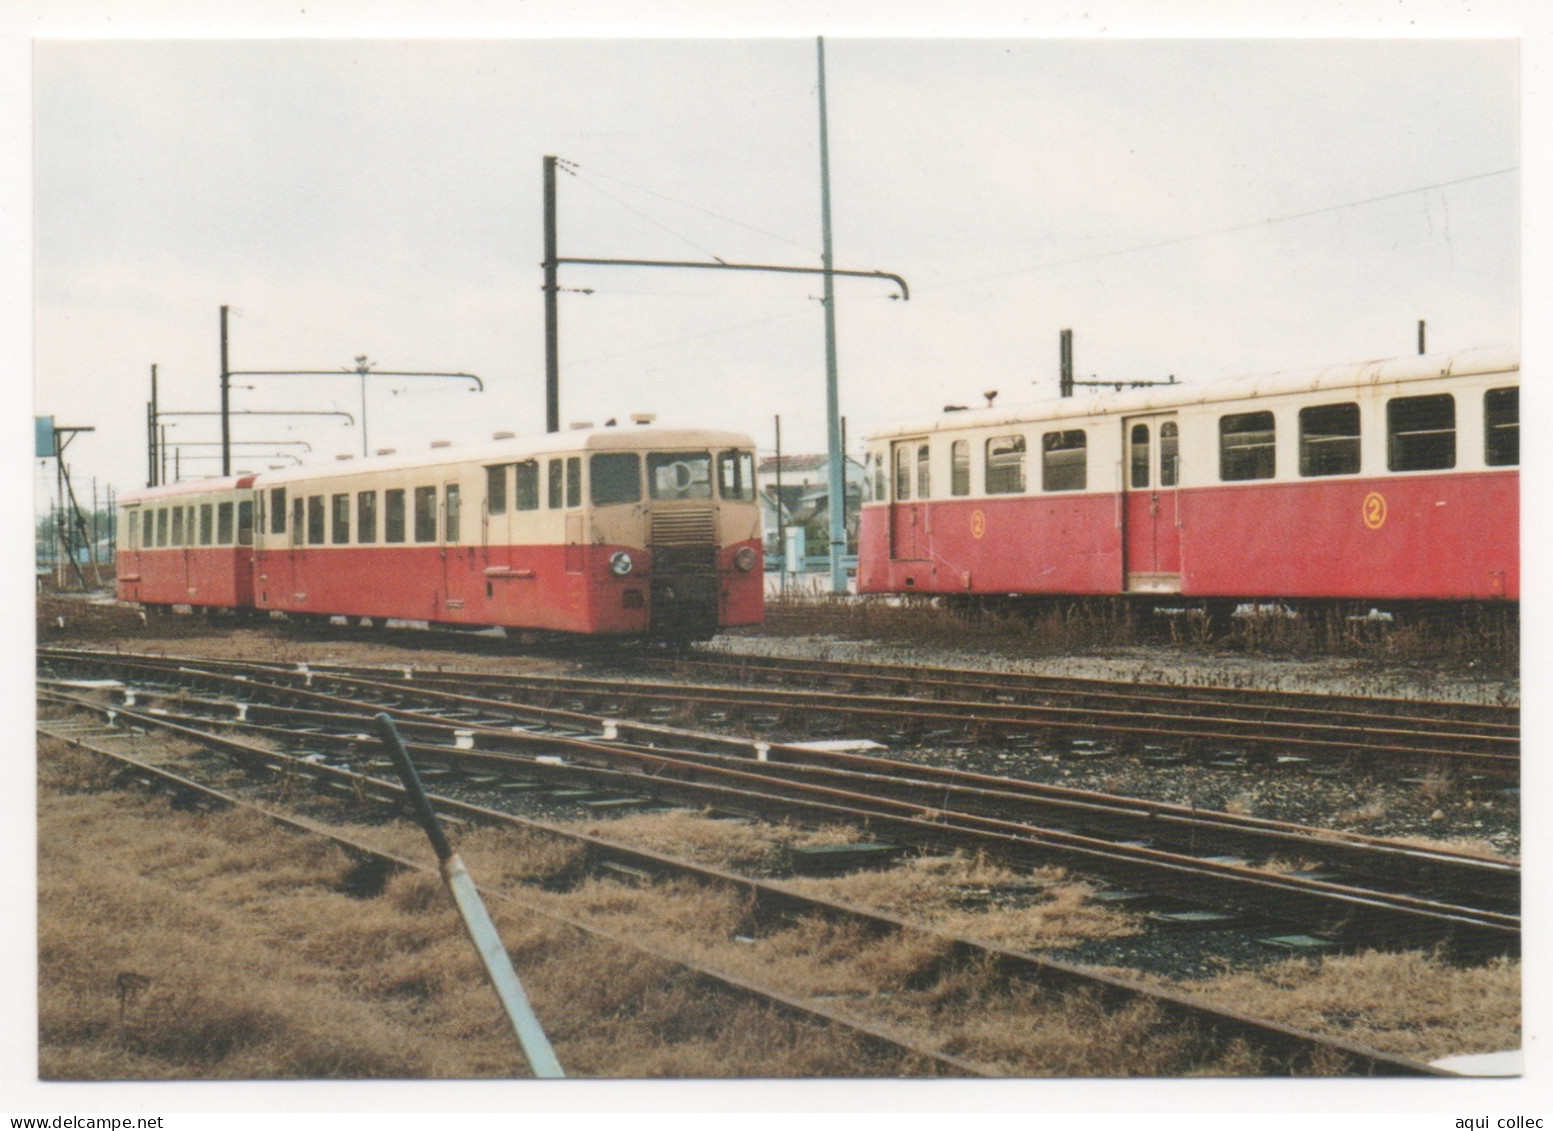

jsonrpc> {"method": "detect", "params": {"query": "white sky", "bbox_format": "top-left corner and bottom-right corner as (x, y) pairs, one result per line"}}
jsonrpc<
(7, 0), (1552, 1123)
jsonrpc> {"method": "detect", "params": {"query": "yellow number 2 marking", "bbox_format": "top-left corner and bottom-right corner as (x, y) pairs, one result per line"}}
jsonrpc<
(1362, 492), (1387, 530)
(970, 509), (986, 539)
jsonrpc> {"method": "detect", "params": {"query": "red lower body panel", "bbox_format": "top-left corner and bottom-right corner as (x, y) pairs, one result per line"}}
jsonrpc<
(116, 548), (254, 609)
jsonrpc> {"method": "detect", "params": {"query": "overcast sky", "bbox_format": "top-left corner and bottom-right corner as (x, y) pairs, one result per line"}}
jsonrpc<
(27, 29), (1523, 497)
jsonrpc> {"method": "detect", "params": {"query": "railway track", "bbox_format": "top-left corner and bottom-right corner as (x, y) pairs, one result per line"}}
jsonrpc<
(37, 699), (1454, 1077)
(39, 647), (1519, 956)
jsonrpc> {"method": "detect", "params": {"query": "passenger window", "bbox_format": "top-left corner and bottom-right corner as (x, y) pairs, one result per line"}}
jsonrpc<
(1387, 394), (1455, 472)
(237, 501), (253, 546)
(217, 502), (234, 545)
(893, 445), (911, 501)
(1130, 424), (1150, 489)
(1043, 430), (1087, 492)
(1160, 422), (1179, 487)
(1299, 402), (1361, 477)
(445, 484), (461, 542)
(307, 496), (326, 544)
(1219, 411), (1276, 481)
(1485, 387), (1518, 467)
(647, 452), (713, 500)
(547, 460), (564, 509)
(486, 465), (507, 515)
(270, 487), (287, 534)
(357, 492), (377, 543)
(142, 510), (153, 548)
(384, 489), (406, 543)
(592, 452), (642, 505)
(566, 457), (581, 508)
(985, 436), (1026, 495)
(916, 444), (931, 500)
(199, 504), (214, 546)
(717, 450), (756, 502)
(515, 461), (540, 511)
(171, 507), (185, 546)
(331, 493), (350, 544)
(950, 441), (970, 497)
(291, 498), (304, 546)
(155, 509), (168, 547)
(413, 486), (437, 542)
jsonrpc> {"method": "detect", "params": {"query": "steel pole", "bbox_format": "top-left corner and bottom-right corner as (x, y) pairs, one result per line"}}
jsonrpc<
(219, 305), (231, 476)
(543, 155), (560, 433)
(818, 37), (846, 597)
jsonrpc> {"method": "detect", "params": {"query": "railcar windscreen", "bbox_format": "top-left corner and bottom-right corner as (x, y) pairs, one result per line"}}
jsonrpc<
(591, 453), (642, 505)
(648, 452), (712, 499)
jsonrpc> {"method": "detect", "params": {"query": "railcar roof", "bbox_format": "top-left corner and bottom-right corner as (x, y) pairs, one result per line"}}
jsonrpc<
(866, 347), (1520, 442)
(118, 474), (256, 506)
(246, 425), (757, 489)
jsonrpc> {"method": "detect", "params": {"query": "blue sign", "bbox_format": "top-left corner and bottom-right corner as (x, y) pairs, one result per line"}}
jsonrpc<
(34, 416), (54, 459)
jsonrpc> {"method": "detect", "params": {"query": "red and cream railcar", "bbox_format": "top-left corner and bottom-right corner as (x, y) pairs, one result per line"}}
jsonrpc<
(858, 350), (1518, 605)
(244, 426), (764, 639)
(115, 476), (258, 612)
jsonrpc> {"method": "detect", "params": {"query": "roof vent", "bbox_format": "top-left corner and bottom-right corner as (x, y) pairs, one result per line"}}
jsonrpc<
(431, 440), (452, 449)
(492, 431), (515, 441)
(335, 454), (354, 460)
(983, 390), (999, 407)
(943, 404), (968, 413)
(632, 413), (657, 426)
(569, 421), (593, 431)
(376, 448), (396, 456)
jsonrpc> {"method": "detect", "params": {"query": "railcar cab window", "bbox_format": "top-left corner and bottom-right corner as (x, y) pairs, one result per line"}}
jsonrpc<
(270, 488), (286, 534)
(985, 435), (1026, 495)
(331, 494), (350, 544)
(566, 458), (581, 508)
(357, 492), (377, 543)
(648, 452), (712, 499)
(515, 460), (540, 511)
(547, 460), (564, 509)
(1299, 403), (1361, 477)
(486, 465), (507, 515)
(1044, 430), (1087, 492)
(591, 453), (642, 505)
(237, 501), (254, 546)
(384, 489), (406, 543)
(950, 440), (970, 497)
(893, 445), (912, 501)
(1387, 394), (1455, 472)
(414, 486), (437, 542)
(1219, 411), (1276, 481)
(718, 450), (756, 502)
(1485, 387), (1518, 466)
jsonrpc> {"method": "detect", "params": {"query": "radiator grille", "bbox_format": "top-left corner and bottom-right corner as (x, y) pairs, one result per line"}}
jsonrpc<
(651, 507), (717, 547)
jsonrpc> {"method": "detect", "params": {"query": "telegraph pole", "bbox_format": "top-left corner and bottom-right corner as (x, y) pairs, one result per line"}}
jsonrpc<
(817, 36), (847, 596)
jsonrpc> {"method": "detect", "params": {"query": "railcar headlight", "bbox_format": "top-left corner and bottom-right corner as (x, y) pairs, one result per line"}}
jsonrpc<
(733, 546), (758, 572)
(608, 550), (635, 577)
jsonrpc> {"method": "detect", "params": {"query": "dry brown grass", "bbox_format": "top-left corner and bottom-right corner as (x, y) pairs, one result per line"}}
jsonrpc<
(1181, 950), (1520, 1063)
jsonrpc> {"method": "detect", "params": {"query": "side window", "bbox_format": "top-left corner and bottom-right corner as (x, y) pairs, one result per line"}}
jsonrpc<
(199, 504), (214, 546)
(486, 464), (507, 515)
(1129, 424), (1151, 489)
(872, 451), (886, 502)
(566, 457), (582, 508)
(357, 491), (377, 543)
(155, 508), (168, 547)
(171, 506), (185, 546)
(270, 487), (287, 534)
(717, 450), (756, 502)
(915, 444), (931, 500)
(237, 501), (253, 546)
(547, 459), (564, 509)
(515, 461), (540, 511)
(291, 498), (304, 546)
(985, 435), (1026, 495)
(950, 441), (970, 497)
(592, 452), (642, 505)
(141, 510), (153, 548)
(307, 495), (325, 545)
(414, 486), (437, 542)
(1042, 430), (1087, 492)
(1299, 402), (1361, 477)
(331, 493), (350, 544)
(445, 484), (461, 542)
(893, 445), (912, 501)
(384, 489), (406, 543)
(1160, 422), (1179, 487)
(1387, 393), (1455, 472)
(1485, 387), (1518, 467)
(217, 502), (234, 545)
(1219, 411), (1276, 481)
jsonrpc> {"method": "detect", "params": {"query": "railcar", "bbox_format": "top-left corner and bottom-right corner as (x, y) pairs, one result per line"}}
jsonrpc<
(117, 426), (765, 640)
(858, 350), (1518, 607)
(115, 475), (258, 613)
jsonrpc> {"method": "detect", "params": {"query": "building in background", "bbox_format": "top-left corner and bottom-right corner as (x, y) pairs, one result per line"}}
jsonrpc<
(758, 453), (865, 574)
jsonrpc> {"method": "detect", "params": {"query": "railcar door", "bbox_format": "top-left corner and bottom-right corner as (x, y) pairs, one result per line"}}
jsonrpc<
(889, 439), (931, 560)
(1122, 415), (1181, 592)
